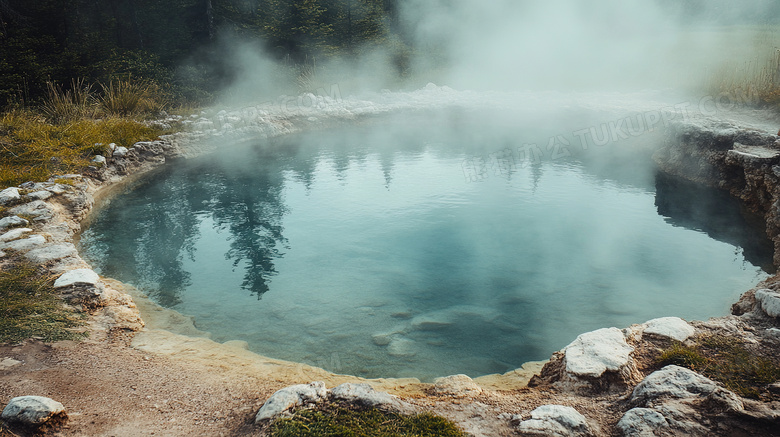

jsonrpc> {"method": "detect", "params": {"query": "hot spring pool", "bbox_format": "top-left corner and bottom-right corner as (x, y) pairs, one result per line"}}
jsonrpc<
(80, 114), (772, 381)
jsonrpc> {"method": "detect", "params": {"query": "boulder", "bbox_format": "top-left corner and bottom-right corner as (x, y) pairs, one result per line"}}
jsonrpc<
(643, 317), (696, 342)
(433, 374), (483, 397)
(0, 216), (29, 230)
(53, 269), (100, 289)
(330, 383), (414, 413)
(25, 190), (52, 201)
(0, 228), (32, 243)
(563, 328), (634, 379)
(755, 289), (780, 318)
(24, 243), (78, 264)
(8, 200), (54, 222)
(113, 146), (129, 158)
(629, 365), (742, 412)
(515, 405), (594, 437)
(616, 408), (670, 436)
(1, 396), (67, 430)
(0, 187), (20, 205)
(0, 235), (46, 252)
(255, 381), (327, 422)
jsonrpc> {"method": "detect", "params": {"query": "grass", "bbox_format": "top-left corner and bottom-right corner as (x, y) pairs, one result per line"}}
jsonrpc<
(655, 335), (780, 399)
(0, 109), (162, 188)
(0, 259), (86, 344)
(269, 404), (466, 437)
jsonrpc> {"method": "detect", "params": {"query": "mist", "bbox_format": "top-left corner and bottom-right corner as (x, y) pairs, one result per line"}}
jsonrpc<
(212, 0), (780, 104)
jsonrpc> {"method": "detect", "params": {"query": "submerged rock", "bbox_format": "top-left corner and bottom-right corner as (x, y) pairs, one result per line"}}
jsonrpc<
(514, 405), (594, 437)
(1, 396), (67, 430)
(255, 381), (327, 422)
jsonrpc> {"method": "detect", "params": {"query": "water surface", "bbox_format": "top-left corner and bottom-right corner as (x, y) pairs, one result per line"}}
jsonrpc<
(80, 114), (771, 380)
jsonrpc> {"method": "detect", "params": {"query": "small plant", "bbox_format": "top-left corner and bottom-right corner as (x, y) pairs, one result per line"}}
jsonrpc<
(99, 79), (167, 117)
(0, 259), (86, 343)
(269, 404), (466, 437)
(655, 335), (780, 399)
(41, 79), (96, 124)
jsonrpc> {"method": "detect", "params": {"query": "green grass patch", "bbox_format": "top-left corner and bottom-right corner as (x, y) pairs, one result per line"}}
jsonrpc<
(655, 335), (780, 399)
(0, 260), (86, 344)
(0, 109), (162, 188)
(269, 404), (465, 437)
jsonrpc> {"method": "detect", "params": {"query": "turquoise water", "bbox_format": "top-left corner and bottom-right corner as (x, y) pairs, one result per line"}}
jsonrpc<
(80, 114), (771, 381)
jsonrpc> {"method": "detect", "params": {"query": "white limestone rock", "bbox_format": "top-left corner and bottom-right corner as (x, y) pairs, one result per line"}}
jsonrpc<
(0, 228), (32, 242)
(0, 187), (20, 205)
(515, 405), (594, 437)
(25, 190), (52, 201)
(24, 243), (78, 264)
(1, 396), (66, 428)
(563, 327), (634, 378)
(643, 317), (696, 342)
(0, 216), (29, 230)
(0, 234), (46, 252)
(0, 357), (22, 370)
(9, 200), (54, 222)
(755, 289), (780, 318)
(113, 146), (129, 157)
(330, 383), (414, 413)
(255, 381), (327, 422)
(629, 365), (743, 412)
(92, 155), (106, 165)
(616, 408), (669, 436)
(433, 374), (483, 397)
(53, 269), (100, 289)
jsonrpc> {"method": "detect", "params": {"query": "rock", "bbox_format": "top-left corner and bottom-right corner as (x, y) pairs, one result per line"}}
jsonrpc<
(24, 243), (78, 264)
(9, 200), (54, 222)
(563, 327), (634, 378)
(330, 383), (414, 413)
(45, 184), (70, 195)
(433, 374), (483, 397)
(53, 269), (100, 288)
(0, 187), (20, 205)
(255, 381), (327, 422)
(25, 190), (52, 201)
(515, 405), (594, 437)
(0, 216), (29, 230)
(372, 332), (393, 346)
(1, 396), (67, 429)
(0, 357), (22, 370)
(643, 317), (696, 342)
(755, 289), (780, 318)
(0, 228), (32, 242)
(629, 365), (742, 412)
(387, 337), (416, 357)
(0, 235), (46, 252)
(92, 155), (106, 165)
(616, 408), (669, 436)
(113, 146), (129, 158)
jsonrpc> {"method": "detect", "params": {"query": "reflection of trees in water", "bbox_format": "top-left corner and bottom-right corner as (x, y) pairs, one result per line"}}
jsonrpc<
(86, 145), (291, 305)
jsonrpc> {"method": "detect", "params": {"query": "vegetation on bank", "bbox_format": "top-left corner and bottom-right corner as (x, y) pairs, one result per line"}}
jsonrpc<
(0, 79), (167, 189)
(269, 404), (466, 437)
(655, 334), (780, 399)
(0, 257), (86, 344)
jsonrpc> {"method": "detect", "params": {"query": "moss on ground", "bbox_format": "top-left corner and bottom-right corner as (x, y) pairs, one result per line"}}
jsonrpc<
(655, 334), (780, 399)
(0, 258), (86, 344)
(269, 404), (465, 437)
